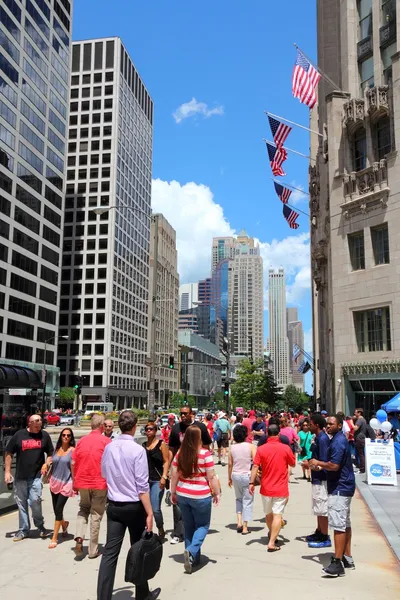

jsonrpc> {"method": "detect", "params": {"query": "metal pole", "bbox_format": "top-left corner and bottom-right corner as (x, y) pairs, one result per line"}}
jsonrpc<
(41, 340), (47, 420)
(265, 111), (324, 138)
(263, 139), (316, 162)
(148, 216), (158, 416)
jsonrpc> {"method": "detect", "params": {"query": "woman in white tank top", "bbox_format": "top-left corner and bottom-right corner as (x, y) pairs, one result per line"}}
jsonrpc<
(228, 425), (256, 534)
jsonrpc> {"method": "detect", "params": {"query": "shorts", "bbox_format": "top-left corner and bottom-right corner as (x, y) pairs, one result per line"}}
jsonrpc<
(312, 481), (328, 517)
(328, 494), (352, 532)
(217, 432), (229, 449)
(261, 495), (287, 515)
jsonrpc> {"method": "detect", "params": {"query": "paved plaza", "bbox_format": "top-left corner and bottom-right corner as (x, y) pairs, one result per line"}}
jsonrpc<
(1, 464), (399, 600)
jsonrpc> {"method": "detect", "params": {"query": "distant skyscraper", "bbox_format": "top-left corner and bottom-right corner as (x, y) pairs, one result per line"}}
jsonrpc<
(287, 308), (304, 391)
(267, 269), (290, 388)
(212, 237), (235, 271)
(229, 232), (264, 360)
(210, 258), (230, 348)
(198, 277), (211, 305)
(179, 282), (198, 311)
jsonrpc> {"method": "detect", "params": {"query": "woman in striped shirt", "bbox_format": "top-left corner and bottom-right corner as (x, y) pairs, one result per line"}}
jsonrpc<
(171, 425), (220, 574)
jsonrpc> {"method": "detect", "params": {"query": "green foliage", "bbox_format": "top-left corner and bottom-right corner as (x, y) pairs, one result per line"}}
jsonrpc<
(230, 359), (279, 411)
(280, 385), (313, 412)
(60, 387), (76, 401)
(169, 393), (196, 409)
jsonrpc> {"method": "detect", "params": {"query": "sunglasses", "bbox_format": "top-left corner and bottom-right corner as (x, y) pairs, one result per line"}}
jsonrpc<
(31, 419), (41, 423)
(145, 427), (155, 432)
(180, 412), (190, 417)
(62, 434), (72, 438)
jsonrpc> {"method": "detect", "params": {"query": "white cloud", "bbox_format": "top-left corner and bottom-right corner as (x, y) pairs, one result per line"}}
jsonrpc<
(289, 181), (308, 205)
(173, 98), (224, 124)
(151, 179), (311, 309)
(303, 328), (313, 354)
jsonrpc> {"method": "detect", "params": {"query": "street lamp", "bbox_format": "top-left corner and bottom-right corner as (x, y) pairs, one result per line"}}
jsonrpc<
(41, 335), (68, 414)
(92, 204), (151, 218)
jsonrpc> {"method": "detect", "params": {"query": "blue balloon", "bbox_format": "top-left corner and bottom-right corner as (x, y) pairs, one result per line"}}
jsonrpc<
(376, 409), (387, 423)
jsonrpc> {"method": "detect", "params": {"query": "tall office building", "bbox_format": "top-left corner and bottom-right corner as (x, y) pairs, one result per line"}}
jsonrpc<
(148, 213), (179, 409)
(58, 37), (153, 409)
(198, 277), (211, 305)
(0, 0), (73, 403)
(287, 308), (304, 391)
(267, 269), (290, 388)
(210, 257), (230, 349)
(229, 232), (264, 360)
(212, 236), (235, 270)
(179, 282), (198, 311)
(311, 1), (400, 413)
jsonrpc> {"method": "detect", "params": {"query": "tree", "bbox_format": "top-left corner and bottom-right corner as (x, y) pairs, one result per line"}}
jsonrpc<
(58, 387), (76, 409)
(283, 384), (302, 408)
(230, 359), (279, 411)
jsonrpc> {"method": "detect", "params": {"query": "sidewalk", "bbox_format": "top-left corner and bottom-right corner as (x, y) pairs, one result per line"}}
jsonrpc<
(1, 464), (400, 600)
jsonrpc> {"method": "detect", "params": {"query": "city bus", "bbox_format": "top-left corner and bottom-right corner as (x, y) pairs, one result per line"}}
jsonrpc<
(84, 402), (114, 415)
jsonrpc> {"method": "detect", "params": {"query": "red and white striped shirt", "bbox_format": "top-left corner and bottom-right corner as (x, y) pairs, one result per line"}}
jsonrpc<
(173, 448), (214, 499)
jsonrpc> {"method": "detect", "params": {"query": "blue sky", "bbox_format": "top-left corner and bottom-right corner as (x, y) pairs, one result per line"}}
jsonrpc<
(72, 0), (317, 389)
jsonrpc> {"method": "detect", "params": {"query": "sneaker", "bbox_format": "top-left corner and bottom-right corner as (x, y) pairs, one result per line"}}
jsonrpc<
(217, 460), (222, 465)
(39, 527), (48, 539)
(322, 557), (345, 577)
(170, 535), (183, 545)
(144, 588), (161, 600)
(183, 549), (193, 574)
(342, 555), (356, 570)
(306, 529), (321, 542)
(308, 537), (332, 548)
(13, 532), (27, 542)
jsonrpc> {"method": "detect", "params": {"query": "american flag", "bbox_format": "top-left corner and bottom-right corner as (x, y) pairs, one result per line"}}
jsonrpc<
(266, 143), (286, 177)
(298, 361), (311, 374)
(292, 50), (321, 109)
(268, 116), (292, 150)
(283, 204), (299, 229)
(274, 182), (292, 204)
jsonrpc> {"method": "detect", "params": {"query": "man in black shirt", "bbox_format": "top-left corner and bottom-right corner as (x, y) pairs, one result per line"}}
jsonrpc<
(168, 406), (212, 544)
(4, 414), (54, 542)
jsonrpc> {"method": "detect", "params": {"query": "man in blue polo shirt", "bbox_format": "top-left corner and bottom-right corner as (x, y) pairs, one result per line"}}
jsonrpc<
(310, 414), (355, 578)
(305, 413), (331, 548)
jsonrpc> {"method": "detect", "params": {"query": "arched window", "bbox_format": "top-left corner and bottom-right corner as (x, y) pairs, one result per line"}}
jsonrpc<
(352, 127), (367, 171)
(374, 116), (391, 160)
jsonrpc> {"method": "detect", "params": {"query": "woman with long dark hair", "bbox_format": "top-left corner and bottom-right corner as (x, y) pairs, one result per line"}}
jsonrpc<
(48, 427), (76, 549)
(170, 425), (220, 574)
(228, 424), (256, 534)
(142, 420), (170, 538)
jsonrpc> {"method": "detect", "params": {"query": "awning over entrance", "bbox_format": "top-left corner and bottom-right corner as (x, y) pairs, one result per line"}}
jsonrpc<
(0, 364), (41, 389)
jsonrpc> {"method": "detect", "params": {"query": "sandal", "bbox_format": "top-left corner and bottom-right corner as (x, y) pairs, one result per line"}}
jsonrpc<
(62, 521), (69, 537)
(48, 541), (58, 549)
(237, 526), (243, 534)
(267, 546), (281, 553)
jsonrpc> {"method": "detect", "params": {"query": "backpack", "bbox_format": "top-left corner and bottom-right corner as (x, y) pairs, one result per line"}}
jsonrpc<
(125, 531), (163, 585)
(366, 424), (376, 440)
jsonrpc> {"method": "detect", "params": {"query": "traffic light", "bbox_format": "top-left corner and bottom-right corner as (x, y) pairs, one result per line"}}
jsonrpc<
(224, 382), (229, 396)
(74, 375), (82, 395)
(169, 356), (174, 369)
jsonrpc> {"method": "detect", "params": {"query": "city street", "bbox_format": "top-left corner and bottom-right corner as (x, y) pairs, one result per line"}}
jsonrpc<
(1, 462), (399, 600)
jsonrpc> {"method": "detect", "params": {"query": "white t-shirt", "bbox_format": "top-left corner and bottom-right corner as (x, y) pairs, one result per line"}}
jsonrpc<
(342, 421), (350, 436)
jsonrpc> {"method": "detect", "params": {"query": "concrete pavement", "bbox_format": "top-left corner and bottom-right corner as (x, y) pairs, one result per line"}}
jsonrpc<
(1, 463), (399, 600)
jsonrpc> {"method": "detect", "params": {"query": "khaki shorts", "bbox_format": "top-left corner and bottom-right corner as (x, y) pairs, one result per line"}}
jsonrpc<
(261, 495), (287, 515)
(312, 481), (328, 517)
(328, 494), (352, 532)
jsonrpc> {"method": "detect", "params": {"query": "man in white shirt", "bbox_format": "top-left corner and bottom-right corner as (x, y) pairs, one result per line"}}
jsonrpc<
(337, 412), (350, 439)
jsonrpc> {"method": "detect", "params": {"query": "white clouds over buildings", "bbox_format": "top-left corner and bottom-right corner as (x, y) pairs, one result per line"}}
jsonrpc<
(173, 98), (224, 123)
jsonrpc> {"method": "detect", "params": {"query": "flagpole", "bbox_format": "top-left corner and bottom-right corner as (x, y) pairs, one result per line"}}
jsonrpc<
(271, 178), (310, 197)
(287, 203), (309, 218)
(294, 43), (347, 96)
(265, 111), (323, 138)
(263, 139), (316, 162)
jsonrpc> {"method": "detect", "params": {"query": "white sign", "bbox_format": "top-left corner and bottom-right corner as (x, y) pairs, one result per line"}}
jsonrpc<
(365, 439), (397, 486)
(9, 389), (27, 395)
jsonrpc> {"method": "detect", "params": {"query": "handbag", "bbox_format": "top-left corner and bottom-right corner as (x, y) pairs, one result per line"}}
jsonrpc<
(125, 531), (163, 585)
(42, 463), (53, 485)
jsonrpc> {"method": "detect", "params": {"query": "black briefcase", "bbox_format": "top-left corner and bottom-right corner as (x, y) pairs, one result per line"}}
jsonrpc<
(125, 531), (163, 585)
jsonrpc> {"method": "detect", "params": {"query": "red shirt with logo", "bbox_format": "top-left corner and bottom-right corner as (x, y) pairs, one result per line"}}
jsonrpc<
(72, 430), (111, 489)
(254, 436), (296, 497)
(6, 428), (54, 480)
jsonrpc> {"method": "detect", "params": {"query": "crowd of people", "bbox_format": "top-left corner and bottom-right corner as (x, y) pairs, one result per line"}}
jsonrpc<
(4, 403), (383, 597)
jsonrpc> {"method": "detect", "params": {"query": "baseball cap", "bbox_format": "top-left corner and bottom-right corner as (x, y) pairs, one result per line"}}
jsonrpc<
(303, 411), (309, 416)
(168, 413), (175, 419)
(321, 410), (328, 416)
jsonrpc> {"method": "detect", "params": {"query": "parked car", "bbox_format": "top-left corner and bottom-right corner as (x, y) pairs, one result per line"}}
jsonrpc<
(45, 413), (61, 426)
(60, 414), (75, 426)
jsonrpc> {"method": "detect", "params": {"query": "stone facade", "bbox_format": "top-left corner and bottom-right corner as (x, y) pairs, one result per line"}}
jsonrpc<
(312, 1), (400, 415)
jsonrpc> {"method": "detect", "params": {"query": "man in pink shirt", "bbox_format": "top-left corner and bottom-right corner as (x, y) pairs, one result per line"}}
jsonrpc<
(242, 410), (256, 444)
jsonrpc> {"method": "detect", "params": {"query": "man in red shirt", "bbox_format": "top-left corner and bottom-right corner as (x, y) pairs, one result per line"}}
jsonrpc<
(249, 424), (295, 552)
(72, 414), (111, 558)
(161, 414), (176, 445)
(242, 410), (256, 444)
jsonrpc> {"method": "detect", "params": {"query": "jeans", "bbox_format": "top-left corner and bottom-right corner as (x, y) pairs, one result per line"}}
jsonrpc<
(14, 477), (44, 535)
(172, 503), (184, 540)
(355, 437), (366, 473)
(149, 481), (165, 530)
(75, 488), (108, 557)
(178, 495), (212, 565)
(97, 501), (149, 600)
(51, 491), (69, 521)
(232, 473), (254, 522)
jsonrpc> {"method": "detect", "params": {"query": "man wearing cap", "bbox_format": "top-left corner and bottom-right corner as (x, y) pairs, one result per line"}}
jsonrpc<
(214, 412), (231, 466)
(251, 413), (267, 445)
(161, 414), (176, 445)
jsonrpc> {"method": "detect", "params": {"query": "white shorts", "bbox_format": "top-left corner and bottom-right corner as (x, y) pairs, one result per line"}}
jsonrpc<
(261, 495), (287, 515)
(312, 481), (328, 517)
(328, 494), (352, 532)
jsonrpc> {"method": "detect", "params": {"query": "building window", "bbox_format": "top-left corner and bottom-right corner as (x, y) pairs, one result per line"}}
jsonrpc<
(6, 342), (32, 362)
(375, 116), (391, 159)
(358, 0), (373, 40)
(348, 231), (365, 270)
(371, 224), (389, 264)
(359, 56), (374, 94)
(352, 127), (367, 171)
(382, 0), (396, 25)
(354, 306), (391, 352)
